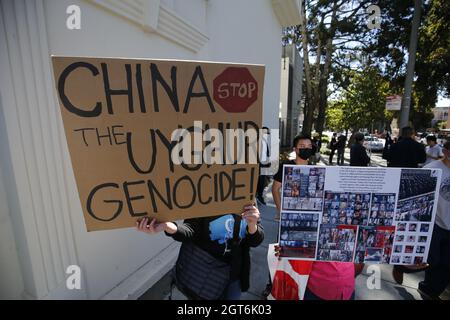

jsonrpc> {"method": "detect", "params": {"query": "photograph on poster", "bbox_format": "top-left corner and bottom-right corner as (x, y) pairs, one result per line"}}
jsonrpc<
(398, 169), (439, 200)
(355, 226), (395, 263)
(369, 193), (396, 226)
(364, 248), (384, 262)
(403, 256), (413, 264)
(397, 222), (406, 231)
(416, 246), (426, 254)
(414, 256), (424, 264)
(405, 245), (414, 253)
(396, 193), (435, 222)
(279, 212), (320, 259)
(282, 167), (326, 211)
(317, 224), (357, 262)
(322, 191), (370, 225)
(278, 166), (441, 264)
(420, 224), (430, 232)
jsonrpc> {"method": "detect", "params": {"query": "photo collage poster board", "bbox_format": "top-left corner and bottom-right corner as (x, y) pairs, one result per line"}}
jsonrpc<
(278, 165), (442, 265)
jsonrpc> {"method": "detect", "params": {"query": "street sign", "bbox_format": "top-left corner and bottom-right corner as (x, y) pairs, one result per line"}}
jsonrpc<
(386, 95), (402, 111)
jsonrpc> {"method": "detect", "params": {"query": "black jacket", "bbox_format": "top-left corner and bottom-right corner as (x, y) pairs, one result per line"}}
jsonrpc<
(330, 137), (338, 150)
(386, 138), (426, 168)
(336, 136), (347, 150)
(166, 214), (264, 292)
(350, 143), (370, 166)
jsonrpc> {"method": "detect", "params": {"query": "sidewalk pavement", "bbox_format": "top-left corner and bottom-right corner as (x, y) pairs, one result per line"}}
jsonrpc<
(139, 151), (450, 300)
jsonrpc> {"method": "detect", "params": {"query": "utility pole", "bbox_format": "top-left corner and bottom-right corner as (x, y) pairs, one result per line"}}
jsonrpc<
(399, 0), (422, 129)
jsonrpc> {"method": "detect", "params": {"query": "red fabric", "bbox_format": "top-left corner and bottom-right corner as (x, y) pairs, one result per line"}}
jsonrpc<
(271, 270), (299, 300)
(307, 261), (355, 300)
(289, 260), (314, 275)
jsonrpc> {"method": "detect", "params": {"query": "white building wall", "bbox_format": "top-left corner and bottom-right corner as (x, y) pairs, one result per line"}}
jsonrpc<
(0, 0), (297, 299)
(0, 148), (25, 299)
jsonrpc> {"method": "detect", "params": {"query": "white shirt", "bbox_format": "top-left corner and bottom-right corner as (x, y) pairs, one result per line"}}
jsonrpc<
(424, 160), (450, 230)
(424, 144), (444, 165)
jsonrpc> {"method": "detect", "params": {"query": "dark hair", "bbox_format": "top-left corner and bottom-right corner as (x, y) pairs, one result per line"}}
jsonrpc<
(401, 126), (414, 138)
(426, 135), (437, 143)
(354, 133), (365, 142)
(293, 133), (312, 147)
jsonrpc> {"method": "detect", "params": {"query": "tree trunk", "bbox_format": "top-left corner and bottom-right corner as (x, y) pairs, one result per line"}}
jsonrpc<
(315, 78), (328, 134)
(314, 1), (338, 135)
(300, 4), (314, 135)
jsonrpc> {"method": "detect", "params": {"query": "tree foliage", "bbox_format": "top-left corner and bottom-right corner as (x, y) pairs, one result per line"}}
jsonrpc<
(326, 66), (394, 131)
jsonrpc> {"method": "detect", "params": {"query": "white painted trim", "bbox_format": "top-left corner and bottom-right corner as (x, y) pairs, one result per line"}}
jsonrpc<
(101, 241), (180, 300)
(157, 4), (208, 52)
(271, 0), (302, 27)
(85, 0), (209, 52)
(0, 0), (82, 299)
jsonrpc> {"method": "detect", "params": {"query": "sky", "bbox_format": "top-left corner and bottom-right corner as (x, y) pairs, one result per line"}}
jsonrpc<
(436, 96), (450, 108)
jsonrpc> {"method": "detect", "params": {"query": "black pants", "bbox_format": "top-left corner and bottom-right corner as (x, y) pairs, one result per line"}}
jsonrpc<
(337, 148), (345, 165)
(329, 149), (336, 165)
(423, 224), (450, 295)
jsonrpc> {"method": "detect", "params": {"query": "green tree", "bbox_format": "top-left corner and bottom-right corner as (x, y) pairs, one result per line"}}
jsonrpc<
(368, 0), (450, 129)
(284, 0), (373, 135)
(326, 67), (394, 133)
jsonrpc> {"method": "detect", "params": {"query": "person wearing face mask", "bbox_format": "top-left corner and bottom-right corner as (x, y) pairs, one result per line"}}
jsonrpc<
(272, 134), (313, 221)
(420, 140), (450, 299)
(271, 134), (358, 300)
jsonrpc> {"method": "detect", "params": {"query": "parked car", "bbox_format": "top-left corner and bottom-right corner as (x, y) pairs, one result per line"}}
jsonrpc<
(437, 129), (450, 146)
(364, 136), (384, 152)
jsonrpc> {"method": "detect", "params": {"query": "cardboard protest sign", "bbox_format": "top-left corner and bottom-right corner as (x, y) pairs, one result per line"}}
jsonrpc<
(52, 56), (264, 231)
(278, 166), (442, 265)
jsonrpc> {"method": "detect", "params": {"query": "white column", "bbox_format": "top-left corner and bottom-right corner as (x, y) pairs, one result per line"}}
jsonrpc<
(0, 0), (83, 299)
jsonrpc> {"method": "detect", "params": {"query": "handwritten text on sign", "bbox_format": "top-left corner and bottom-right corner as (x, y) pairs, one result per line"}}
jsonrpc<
(52, 57), (264, 231)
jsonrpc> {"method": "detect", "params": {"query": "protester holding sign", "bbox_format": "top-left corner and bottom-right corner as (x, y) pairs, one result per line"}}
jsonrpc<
(271, 134), (356, 300)
(420, 140), (450, 299)
(136, 204), (264, 300)
(52, 57), (265, 231)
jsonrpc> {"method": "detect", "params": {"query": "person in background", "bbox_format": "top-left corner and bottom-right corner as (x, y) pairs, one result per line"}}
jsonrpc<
(386, 126), (426, 168)
(382, 131), (394, 165)
(350, 133), (370, 167)
(424, 135), (444, 166)
(336, 134), (347, 166)
(328, 133), (338, 165)
(420, 140), (450, 300)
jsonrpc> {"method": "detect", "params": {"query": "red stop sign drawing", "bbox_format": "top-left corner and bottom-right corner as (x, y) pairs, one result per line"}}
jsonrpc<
(213, 67), (258, 113)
